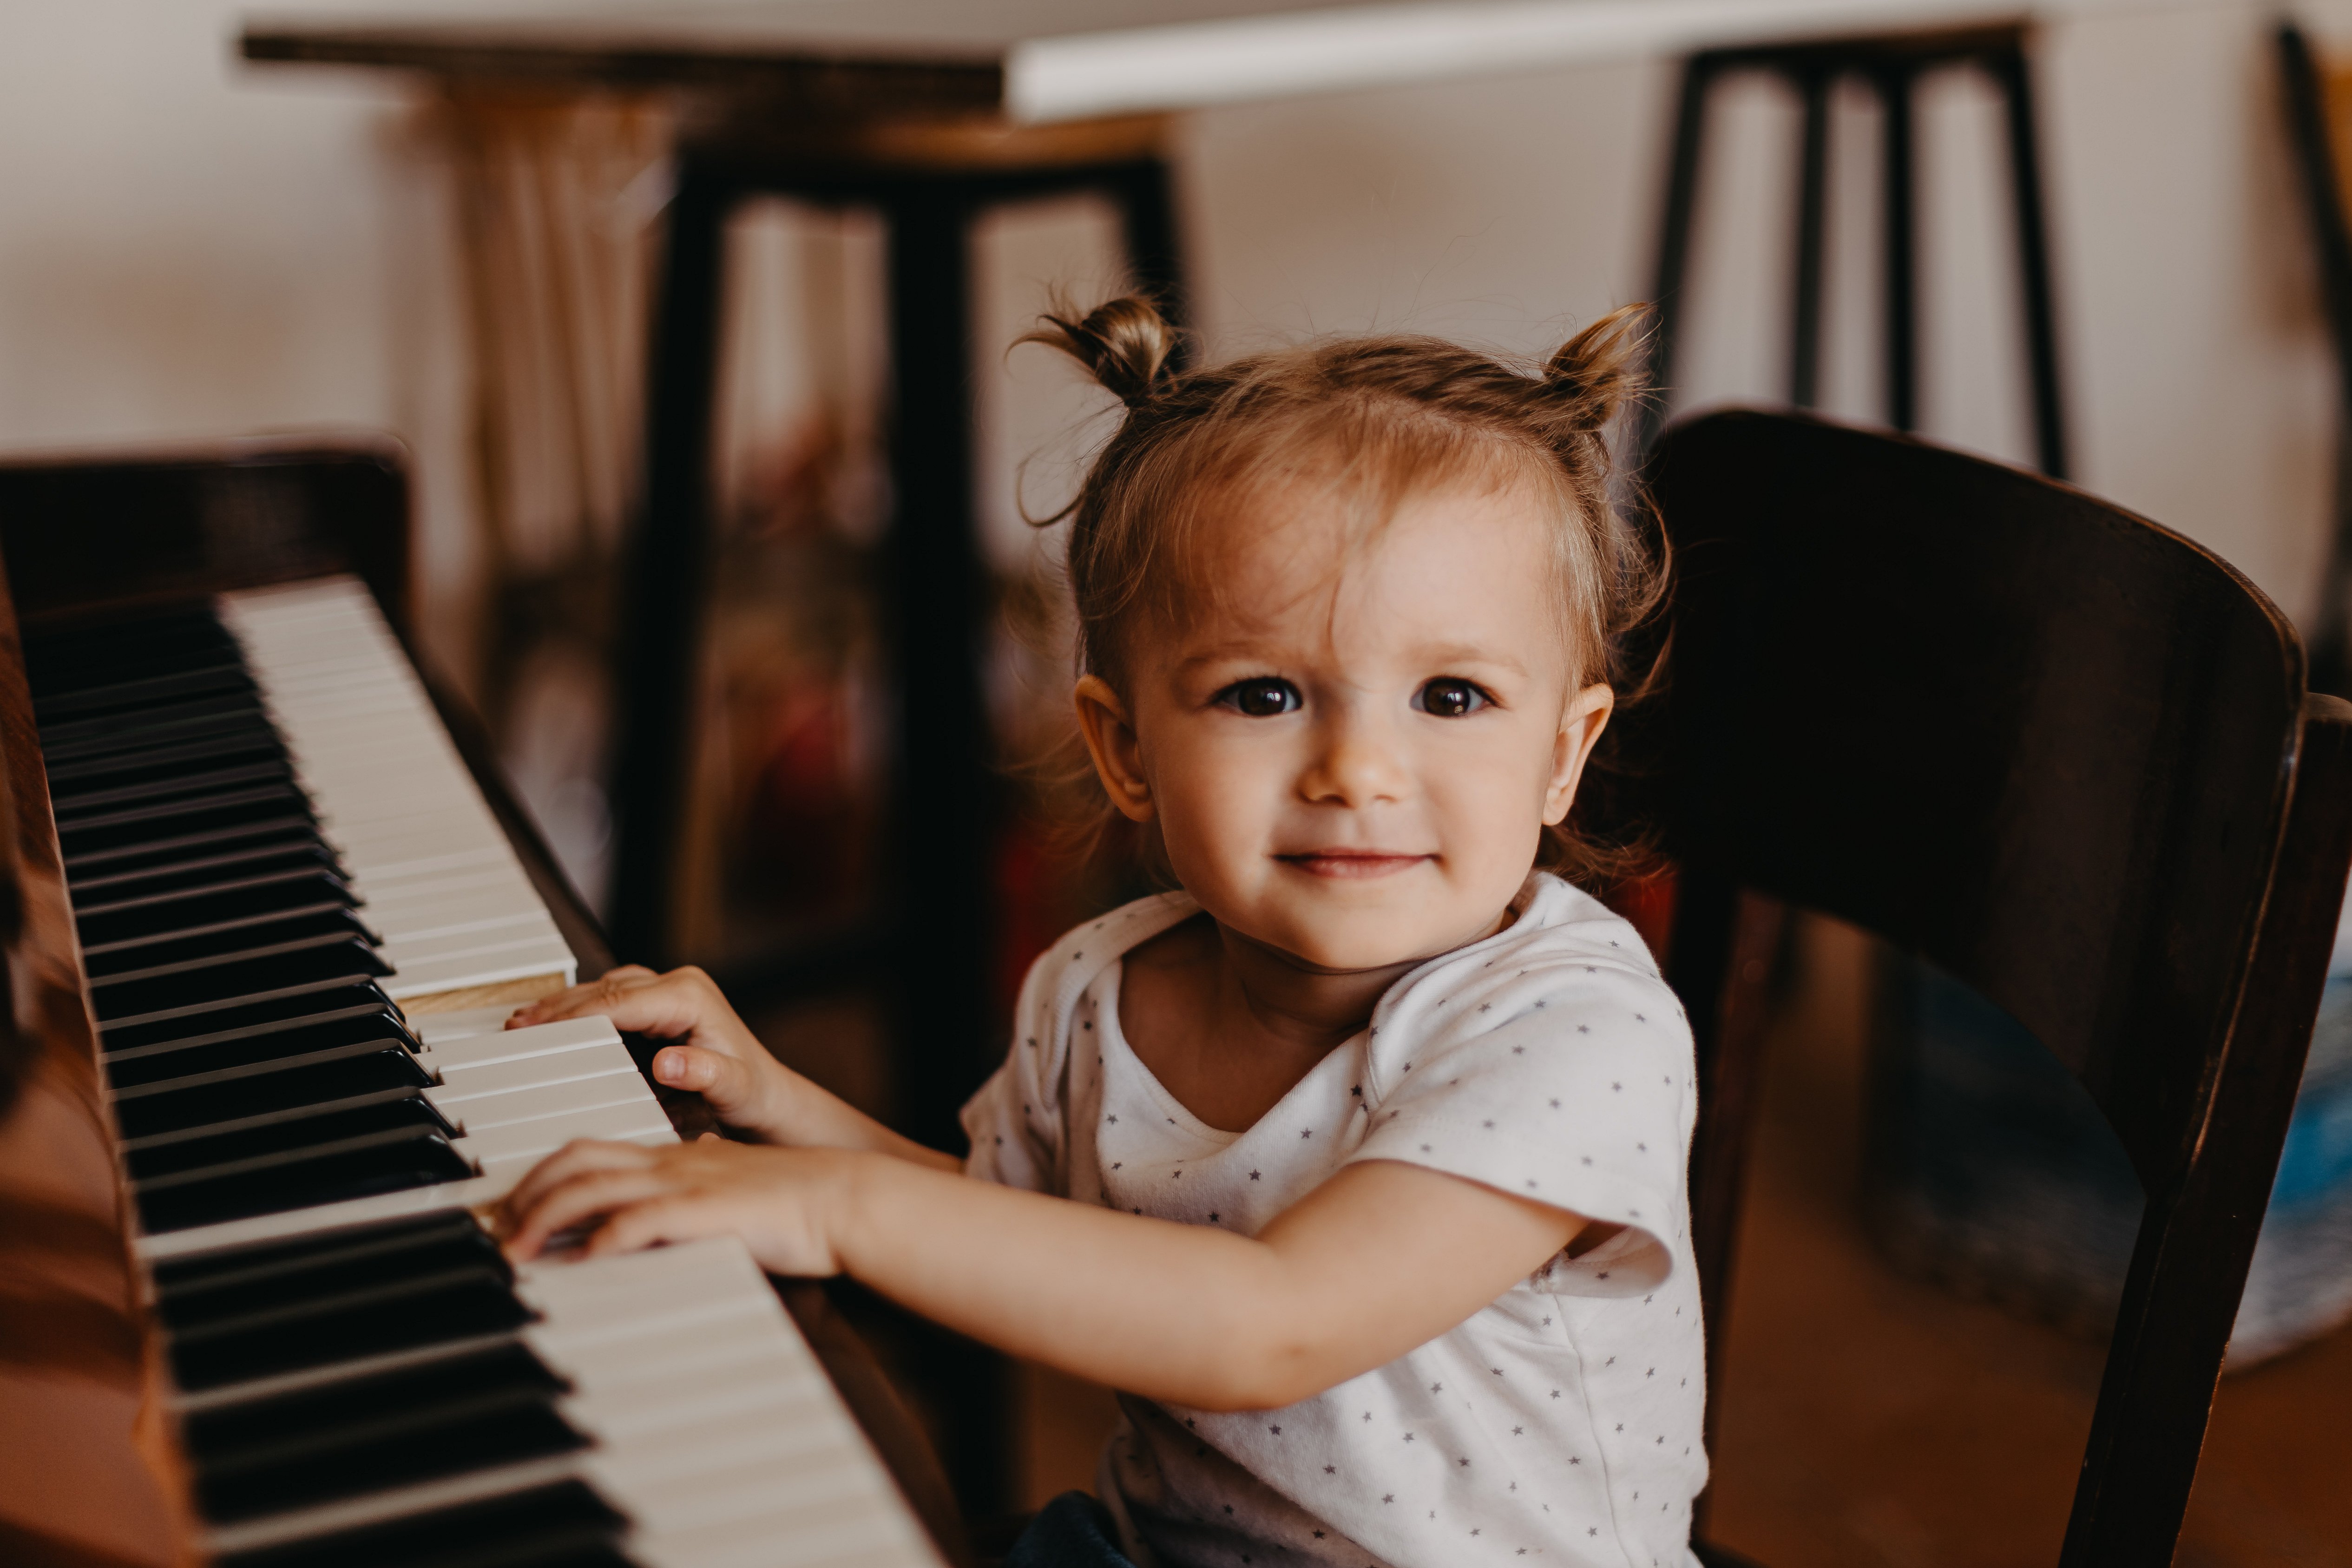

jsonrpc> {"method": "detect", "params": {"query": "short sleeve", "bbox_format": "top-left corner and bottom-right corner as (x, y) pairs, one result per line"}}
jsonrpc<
(958, 891), (1198, 1195)
(1348, 956), (1694, 1298)
(959, 948), (1069, 1193)
(960, 1056), (1054, 1192)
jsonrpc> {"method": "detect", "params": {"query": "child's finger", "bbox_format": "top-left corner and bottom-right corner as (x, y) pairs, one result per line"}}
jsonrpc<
(502, 1168), (671, 1259)
(506, 965), (663, 1030)
(495, 1138), (657, 1232)
(650, 1044), (760, 1116)
(581, 1194), (725, 1259)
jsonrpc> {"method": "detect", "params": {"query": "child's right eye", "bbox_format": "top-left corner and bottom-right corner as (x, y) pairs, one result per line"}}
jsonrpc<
(1217, 677), (1302, 717)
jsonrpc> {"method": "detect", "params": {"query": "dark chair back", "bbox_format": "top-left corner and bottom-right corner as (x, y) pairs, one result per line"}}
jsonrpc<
(1650, 410), (2352, 1566)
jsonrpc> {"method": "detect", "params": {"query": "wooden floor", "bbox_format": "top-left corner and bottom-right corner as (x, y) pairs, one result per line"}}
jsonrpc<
(1012, 916), (2352, 1565)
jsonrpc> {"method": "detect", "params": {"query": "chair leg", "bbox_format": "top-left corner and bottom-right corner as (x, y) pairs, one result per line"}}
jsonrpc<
(879, 185), (1016, 1519)
(1991, 42), (2070, 479)
(1877, 65), (1919, 434)
(1638, 55), (1718, 459)
(606, 160), (731, 962)
(1110, 157), (1193, 365)
(1788, 69), (1833, 410)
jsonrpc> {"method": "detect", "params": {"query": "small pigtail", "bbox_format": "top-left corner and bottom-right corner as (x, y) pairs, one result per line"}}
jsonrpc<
(1021, 293), (1182, 408)
(1538, 302), (1652, 430)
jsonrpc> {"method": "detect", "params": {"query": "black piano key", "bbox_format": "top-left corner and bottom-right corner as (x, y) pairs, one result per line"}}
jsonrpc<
(110, 1047), (433, 1141)
(151, 1209), (489, 1305)
(71, 835), (343, 896)
(47, 728), (289, 790)
(126, 1097), (454, 1182)
(193, 1354), (588, 1523)
(82, 906), (377, 977)
(39, 698), (276, 767)
(211, 1481), (631, 1568)
(43, 717), (281, 779)
(99, 979), (402, 1052)
(105, 1010), (417, 1085)
(135, 1129), (474, 1234)
(165, 1263), (531, 1388)
(62, 814), (324, 878)
(75, 866), (354, 930)
(32, 664), (257, 724)
(110, 1028), (432, 1109)
(91, 937), (390, 1019)
(72, 848), (347, 907)
(186, 1342), (564, 1458)
(52, 757), (300, 820)
(199, 1401), (587, 1525)
(56, 783), (316, 857)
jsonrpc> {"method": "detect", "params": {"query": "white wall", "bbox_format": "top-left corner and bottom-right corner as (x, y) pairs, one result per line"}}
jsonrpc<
(1, 0), (2345, 651)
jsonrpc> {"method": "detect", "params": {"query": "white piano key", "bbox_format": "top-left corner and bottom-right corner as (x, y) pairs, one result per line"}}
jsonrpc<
(421, 1015), (619, 1069)
(431, 1039), (640, 1101)
(410, 1004), (525, 1044)
(385, 943), (579, 999)
(365, 884), (552, 930)
(433, 1069), (659, 1131)
(460, 1101), (675, 1168)
(380, 912), (565, 961)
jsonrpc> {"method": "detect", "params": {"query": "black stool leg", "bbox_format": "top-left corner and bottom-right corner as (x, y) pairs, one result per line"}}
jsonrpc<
(1788, 68), (1833, 410)
(1638, 55), (1718, 457)
(608, 161), (731, 961)
(1991, 42), (2070, 479)
(1111, 156), (1192, 358)
(879, 183), (1013, 1518)
(1878, 66), (1919, 434)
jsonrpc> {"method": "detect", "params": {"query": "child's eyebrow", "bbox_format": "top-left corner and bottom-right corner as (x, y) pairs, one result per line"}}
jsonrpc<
(1411, 643), (1530, 676)
(1169, 642), (1531, 677)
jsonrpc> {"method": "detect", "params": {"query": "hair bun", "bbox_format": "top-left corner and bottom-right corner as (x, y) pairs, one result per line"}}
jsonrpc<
(1539, 303), (1651, 432)
(1023, 293), (1181, 408)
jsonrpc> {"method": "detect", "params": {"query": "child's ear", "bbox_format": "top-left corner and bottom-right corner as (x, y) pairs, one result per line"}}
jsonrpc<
(1073, 675), (1157, 823)
(1541, 683), (1615, 826)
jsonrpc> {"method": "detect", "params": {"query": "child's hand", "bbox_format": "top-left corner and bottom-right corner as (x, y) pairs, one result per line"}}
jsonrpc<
(508, 965), (794, 1141)
(495, 1134), (859, 1275)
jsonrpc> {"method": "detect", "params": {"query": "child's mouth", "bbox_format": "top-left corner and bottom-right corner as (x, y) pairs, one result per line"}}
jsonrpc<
(1276, 851), (1432, 879)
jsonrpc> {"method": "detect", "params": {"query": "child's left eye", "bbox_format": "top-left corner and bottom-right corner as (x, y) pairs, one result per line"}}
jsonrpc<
(1414, 679), (1490, 718)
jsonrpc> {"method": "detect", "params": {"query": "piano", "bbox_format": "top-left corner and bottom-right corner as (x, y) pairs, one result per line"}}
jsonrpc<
(0, 447), (961, 1568)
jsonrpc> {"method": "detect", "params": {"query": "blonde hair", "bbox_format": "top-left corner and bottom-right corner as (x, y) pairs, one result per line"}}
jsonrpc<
(1023, 294), (1665, 882)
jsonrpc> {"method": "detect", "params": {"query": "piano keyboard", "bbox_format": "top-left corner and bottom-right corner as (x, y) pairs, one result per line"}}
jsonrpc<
(153, 1214), (940, 1568)
(218, 577), (580, 1004)
(27, 575), (942, 1568)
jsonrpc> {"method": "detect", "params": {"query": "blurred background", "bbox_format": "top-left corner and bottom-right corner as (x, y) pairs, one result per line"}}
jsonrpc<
(7, 0), (2352, 1561)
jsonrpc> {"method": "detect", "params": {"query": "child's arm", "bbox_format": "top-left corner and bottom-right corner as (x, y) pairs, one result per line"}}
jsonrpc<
(496, 1139), (1582, 1412)
(507, 967), (958, 1174)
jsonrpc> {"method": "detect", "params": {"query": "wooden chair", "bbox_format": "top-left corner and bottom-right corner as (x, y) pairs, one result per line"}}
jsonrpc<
(1645, 410), (2352, 1566)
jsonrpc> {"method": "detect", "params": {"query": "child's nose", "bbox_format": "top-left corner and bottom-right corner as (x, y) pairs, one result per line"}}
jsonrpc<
(1301, 711), (1411, 806)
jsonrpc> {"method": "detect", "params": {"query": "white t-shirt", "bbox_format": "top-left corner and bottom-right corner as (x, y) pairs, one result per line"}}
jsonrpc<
(961, 873), (1707, 1568)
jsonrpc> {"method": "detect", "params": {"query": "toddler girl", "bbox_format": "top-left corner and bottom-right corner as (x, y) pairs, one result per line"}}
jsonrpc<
(499, 295), (1705, 1568)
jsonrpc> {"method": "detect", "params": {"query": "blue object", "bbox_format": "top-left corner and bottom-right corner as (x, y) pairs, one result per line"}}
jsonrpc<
(1005, 1493), (1139, 1568)
(1868, 938), (2352, 1364)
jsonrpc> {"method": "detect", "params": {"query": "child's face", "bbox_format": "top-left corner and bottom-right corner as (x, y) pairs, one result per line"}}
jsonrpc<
(1075, 477), (1614, 973)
